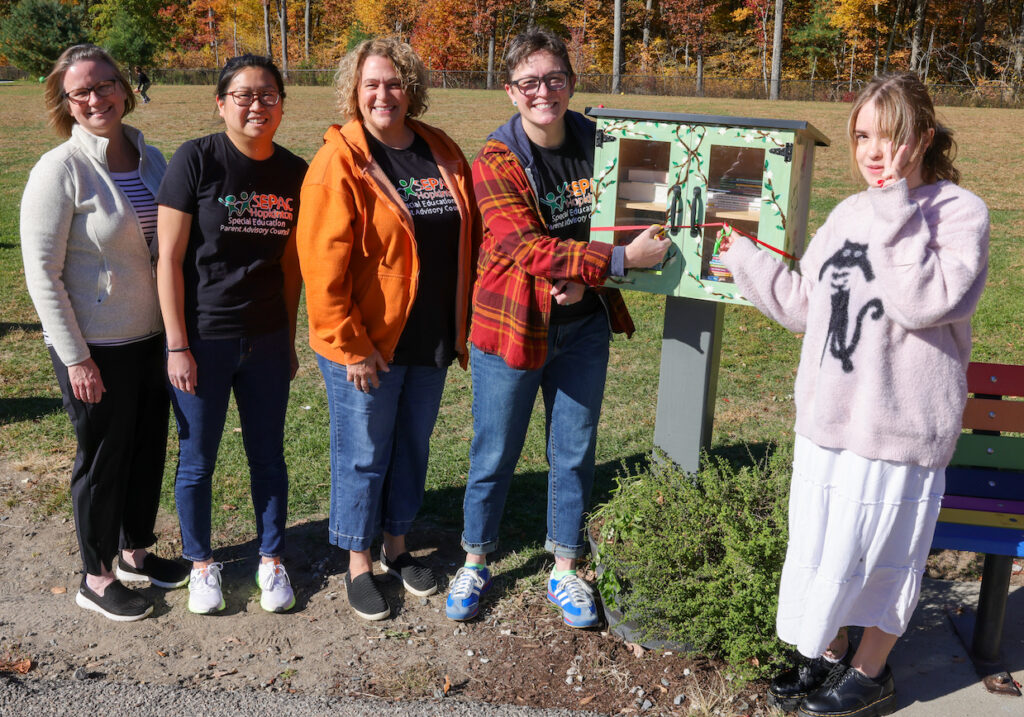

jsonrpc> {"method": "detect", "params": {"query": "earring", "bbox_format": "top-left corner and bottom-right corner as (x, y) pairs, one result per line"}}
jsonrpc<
(512, 100), (517, 106)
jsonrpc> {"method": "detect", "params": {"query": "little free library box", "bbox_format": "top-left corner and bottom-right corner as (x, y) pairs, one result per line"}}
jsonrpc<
(586, 107), (830, 305)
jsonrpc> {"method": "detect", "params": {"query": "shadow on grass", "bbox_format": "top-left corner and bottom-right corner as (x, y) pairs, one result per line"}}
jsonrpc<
(0, 321), (42, 339)
(0, 396), (63, 425)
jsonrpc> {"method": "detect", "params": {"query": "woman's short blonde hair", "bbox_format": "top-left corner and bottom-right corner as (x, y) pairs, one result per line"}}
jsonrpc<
(334, 37), (428, 122)
(847, 73), (959, 185)
(44, 44), (135, 138)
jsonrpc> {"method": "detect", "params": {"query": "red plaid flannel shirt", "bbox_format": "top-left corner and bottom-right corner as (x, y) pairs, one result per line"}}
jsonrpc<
(469, 137), (634, 370)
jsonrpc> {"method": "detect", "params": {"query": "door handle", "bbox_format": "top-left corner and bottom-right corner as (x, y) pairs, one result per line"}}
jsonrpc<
(690, 186), (703, 238)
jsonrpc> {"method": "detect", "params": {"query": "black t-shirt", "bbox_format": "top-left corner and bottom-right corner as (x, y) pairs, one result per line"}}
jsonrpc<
(366, 132), (461, 367)
(530, 134), (602, 323)
(157, 133), (308, 339)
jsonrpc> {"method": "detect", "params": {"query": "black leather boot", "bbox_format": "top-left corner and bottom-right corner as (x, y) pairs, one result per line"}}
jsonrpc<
(767, 652), (850, 711)
(797, 663), (896, 717)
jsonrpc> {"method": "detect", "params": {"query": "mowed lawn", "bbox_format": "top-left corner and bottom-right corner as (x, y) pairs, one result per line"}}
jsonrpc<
(1, 82), (1022, 564)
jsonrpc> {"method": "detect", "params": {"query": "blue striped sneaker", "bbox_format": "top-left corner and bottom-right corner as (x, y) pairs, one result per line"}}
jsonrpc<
(547, 572), (599, 628)
(445, 566), (491, 621)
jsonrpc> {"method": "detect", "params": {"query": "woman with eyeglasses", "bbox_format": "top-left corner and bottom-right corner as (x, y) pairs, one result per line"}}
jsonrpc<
(21, 44), (188, 621)
(297, 38), (479, 621)
(156, 54), (307, 615)
(444, 28), (670, 627)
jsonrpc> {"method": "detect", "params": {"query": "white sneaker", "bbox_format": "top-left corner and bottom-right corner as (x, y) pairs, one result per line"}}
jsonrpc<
(188, 562), (225, 614)
(256, 560), (295, 613)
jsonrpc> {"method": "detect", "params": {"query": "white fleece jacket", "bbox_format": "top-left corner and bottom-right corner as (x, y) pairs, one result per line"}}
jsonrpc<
(721, 179), (989, 468)
(21, 123), (166, 366)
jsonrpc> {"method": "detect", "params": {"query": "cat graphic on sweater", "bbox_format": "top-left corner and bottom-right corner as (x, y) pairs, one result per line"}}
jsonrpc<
(818, 240), (884, 373)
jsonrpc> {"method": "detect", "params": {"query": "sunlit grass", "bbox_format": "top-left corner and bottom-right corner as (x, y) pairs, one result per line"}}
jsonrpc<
(1, 82), (1020, 562)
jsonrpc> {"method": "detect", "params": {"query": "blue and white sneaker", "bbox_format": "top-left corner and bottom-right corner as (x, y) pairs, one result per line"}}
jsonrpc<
(445, 566), (491, 621)
(547, 572), (599, 628)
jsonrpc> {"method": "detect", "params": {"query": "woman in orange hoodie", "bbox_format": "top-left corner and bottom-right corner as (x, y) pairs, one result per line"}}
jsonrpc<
(296, 38), (478, 621)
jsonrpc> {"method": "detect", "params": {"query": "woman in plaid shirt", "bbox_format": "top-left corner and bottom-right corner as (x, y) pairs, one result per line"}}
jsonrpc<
(445, 28), (670, 627)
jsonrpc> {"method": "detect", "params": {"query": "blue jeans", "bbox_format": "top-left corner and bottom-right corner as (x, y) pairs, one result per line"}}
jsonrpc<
(170, 327), (291, 562)
(317, 355), (448, 552)
(462, 310), (611, 559)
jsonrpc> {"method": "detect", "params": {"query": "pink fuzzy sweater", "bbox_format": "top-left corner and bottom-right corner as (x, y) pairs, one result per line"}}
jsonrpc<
(721, 179), (989, 468)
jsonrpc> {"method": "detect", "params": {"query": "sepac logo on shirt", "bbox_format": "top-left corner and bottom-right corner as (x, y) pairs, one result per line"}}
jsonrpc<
(539, 178), (592, 230)
(217, 191), (295, 236)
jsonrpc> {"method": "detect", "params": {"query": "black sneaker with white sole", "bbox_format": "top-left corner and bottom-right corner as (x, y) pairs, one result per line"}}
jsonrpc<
(75, 580), (153, 622)
(380, 549), (438, 597)
(115, 554), (189, 589)
(345, 571), (390, 621)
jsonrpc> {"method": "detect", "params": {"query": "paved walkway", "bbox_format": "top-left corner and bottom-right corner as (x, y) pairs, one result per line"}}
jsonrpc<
(888, 577), (1023, 716)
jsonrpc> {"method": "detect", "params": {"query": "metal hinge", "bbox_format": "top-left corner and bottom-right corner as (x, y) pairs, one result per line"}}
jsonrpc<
(769, 143), (793, 162)
(595, 129), (617, 148)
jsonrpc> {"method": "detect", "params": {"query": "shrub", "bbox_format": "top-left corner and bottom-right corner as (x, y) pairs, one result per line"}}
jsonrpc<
(590, 443), (793, 679)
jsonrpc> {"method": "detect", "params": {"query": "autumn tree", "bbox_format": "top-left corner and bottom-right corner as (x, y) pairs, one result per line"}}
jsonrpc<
(411, 0), (476, 86)
(661, 0), (721, 95)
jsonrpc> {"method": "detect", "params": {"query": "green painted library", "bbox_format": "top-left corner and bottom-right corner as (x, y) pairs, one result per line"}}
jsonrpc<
(586, 107), (830, 305)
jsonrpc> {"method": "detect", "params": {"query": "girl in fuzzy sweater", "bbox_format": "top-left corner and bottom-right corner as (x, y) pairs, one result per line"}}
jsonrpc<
(718, 74), (989, 717)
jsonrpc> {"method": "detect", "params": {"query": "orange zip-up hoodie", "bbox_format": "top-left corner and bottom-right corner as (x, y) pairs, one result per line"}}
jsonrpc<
(296, 119), (480, 368)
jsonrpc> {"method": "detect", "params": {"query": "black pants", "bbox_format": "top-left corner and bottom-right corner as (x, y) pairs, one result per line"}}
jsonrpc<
(50, 335), (169, 575)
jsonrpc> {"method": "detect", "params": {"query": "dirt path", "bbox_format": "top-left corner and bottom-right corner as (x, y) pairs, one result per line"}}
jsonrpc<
(0, 463), (769, 716)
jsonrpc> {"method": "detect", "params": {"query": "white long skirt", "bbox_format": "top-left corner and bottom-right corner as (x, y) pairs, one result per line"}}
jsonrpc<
(777, 434), (945, 658)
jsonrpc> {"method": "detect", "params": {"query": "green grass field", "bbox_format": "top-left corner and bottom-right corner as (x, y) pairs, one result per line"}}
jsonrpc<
(1, 83), (1021, 570)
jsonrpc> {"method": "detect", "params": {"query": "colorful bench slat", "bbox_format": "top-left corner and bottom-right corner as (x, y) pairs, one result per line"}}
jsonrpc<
(933, 362), (1024, 683)
(962, 397), (1024, 433)
(932, 520), (1024, 558)
(950, 434), (1024, 471)
(967, 362), (1024, 397)
(945, 466), (1024, 501)
(938, 507), (1024, 529)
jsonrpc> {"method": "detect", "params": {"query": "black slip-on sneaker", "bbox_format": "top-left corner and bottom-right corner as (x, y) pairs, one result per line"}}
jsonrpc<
(75, 580), (153, 622)
(116, 554), (189, 589)
(380, 549), (438, 597)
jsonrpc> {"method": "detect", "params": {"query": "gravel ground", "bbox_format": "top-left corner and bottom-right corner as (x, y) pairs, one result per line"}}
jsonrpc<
(0, 675), (602, 716)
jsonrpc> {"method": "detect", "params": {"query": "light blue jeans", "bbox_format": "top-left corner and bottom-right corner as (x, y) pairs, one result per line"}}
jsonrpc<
(461, 311), (611, 559)
(317, 355), (448, 551)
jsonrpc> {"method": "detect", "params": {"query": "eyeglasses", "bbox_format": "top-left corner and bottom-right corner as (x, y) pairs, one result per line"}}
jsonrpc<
(222, 90), (282, 106)
(64, 80), (118, 104)
(509, 71), (569, 96)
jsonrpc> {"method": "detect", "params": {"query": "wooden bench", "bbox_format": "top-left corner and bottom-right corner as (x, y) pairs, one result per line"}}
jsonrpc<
(932, 361), (1024, 695)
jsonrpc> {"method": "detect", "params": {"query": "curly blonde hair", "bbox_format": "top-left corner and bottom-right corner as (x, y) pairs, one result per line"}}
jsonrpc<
(44, 44), (136, 138)
(335, 37), (428, 122)
(848, 73), (960, 185)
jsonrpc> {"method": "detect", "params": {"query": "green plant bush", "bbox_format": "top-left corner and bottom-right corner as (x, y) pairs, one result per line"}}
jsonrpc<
(590, 443), (794, 678)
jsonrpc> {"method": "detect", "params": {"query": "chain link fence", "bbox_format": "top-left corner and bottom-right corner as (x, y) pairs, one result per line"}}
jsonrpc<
(5, 63), (1019, 107)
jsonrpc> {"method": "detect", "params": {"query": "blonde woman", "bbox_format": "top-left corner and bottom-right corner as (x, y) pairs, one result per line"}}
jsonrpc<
(297, 38), (479, 621)
(21, 44), (187, 621)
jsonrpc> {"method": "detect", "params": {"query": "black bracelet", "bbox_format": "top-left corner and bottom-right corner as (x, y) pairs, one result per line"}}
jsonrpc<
(167, 346), (190, 353)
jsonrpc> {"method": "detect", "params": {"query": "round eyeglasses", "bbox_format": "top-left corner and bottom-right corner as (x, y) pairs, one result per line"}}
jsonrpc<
(64, 80), (119, 104)
(222, 90), (282, 107)
(508, 71), (569, 97)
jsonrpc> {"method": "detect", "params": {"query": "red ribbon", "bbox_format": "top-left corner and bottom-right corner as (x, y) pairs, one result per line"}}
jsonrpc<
(589, 222), (798, 262)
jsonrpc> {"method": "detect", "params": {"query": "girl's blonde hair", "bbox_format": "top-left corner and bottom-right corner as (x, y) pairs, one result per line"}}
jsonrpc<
(334, 37), (428, 122)
(44, 44), (135, 138)
(847, 73), (959, 185)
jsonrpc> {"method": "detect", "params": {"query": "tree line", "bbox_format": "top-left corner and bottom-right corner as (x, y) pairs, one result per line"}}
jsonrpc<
(2, 0), (1023, 96)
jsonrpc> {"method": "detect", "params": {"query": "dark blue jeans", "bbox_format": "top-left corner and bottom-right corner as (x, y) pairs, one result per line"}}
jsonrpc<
(317, 355), (448, 552)
(461, 310), (611, 559)
(169, 327), (290, 562)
